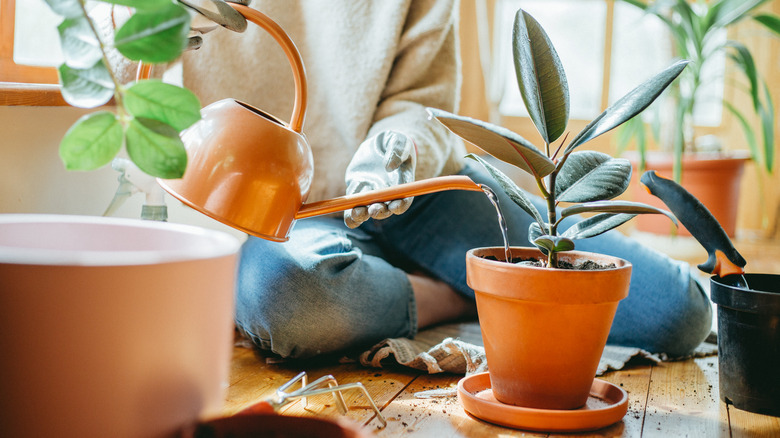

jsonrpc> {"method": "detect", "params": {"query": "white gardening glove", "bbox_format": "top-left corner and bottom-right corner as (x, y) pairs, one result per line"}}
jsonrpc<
(344, 131), (417, 229)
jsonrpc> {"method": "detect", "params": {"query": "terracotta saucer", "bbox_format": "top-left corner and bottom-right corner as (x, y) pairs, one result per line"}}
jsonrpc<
(457, 372), (628, 432)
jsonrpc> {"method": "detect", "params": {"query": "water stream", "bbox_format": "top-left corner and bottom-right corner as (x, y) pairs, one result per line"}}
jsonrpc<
(480, 184), (512, 263)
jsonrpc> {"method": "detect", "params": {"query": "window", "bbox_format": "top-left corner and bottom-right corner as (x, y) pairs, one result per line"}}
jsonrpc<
(488, 0), (725, 126)
(0, 0), (61, 84)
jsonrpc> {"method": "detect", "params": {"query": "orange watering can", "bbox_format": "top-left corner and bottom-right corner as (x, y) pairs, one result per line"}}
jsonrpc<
(157, 4), (483, 241)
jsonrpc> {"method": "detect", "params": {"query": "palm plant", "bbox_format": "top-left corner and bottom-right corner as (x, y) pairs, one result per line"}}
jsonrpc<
(429, 8), (682, 268)
(617, 0), (780, 181)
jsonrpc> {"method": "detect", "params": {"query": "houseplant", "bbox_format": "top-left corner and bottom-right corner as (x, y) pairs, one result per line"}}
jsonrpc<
(45, 0), (202, 179)
(616, 0), (780, 236)
(429, 8), (683, 410)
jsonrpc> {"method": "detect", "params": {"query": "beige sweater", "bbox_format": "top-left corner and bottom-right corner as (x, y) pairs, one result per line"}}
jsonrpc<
(181, 0), (466, 202)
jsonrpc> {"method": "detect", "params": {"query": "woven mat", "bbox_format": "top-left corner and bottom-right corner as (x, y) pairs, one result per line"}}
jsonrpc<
(358, 320), (717, 378)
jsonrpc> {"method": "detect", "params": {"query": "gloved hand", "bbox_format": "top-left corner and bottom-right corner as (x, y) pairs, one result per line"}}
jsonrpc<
(344, 131), (417, 229)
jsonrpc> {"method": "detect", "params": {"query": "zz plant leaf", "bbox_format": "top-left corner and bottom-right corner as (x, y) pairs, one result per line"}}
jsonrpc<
(430, 8), (684, 268)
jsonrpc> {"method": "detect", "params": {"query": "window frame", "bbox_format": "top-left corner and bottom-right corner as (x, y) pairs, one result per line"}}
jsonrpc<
(0, 0), (66, 106)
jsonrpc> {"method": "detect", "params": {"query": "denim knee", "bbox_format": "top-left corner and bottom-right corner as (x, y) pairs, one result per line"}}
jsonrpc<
(234, 231), (415, 359)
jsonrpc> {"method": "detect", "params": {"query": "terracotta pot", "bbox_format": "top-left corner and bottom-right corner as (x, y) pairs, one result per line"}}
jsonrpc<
(0, 215), (240, 438)
(466, 247), (631, 410)
(628, 152), (748, 237)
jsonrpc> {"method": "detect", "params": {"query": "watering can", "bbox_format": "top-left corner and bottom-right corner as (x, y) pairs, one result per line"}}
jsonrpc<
(157, 4), (483, 241)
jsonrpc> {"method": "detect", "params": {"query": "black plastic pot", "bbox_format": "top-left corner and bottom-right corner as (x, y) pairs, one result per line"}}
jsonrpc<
(710, 274), (780, 417)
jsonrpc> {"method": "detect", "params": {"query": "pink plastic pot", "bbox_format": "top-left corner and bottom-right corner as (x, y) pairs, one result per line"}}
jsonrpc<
(0, 215), (240, 438)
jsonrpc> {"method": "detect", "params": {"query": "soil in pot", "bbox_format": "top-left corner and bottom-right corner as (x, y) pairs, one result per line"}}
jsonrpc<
(710, 273), (780, 417)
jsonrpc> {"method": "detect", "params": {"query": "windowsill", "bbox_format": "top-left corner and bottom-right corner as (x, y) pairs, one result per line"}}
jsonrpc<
(0, 82), (68, 106)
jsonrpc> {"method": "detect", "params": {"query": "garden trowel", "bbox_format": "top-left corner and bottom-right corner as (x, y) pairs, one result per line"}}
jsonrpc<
(639, 170), (747, 280)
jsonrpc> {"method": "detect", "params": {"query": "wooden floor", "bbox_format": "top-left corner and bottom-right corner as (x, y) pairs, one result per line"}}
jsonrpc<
(220, 235), (780, 437)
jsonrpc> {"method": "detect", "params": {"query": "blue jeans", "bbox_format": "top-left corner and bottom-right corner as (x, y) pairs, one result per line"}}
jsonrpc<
(236, 164), (712, 359)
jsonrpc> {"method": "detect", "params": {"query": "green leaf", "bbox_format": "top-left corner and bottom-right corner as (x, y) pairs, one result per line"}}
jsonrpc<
(126, 118), (188, 178)
(43, 0), (82, 18)
(512, 9), (569, 144)
(58, 16), (102, 69)
(753, 13), (780, 38)
(465, 153), (546, 227)
(565, 60), (688, 154)
(59, 111), (123, 171)
(428, 108), (555, 178)
(561, 200), (677, 226)
(100, 0), (173, 11)
(724, 102), (760, 168)
(124, 80), (202, 131)
(555, 151), (632, 203)
(58, 60), (115, 108)
(726, 41), (760, 111)
(533, 235), (575, 254)
(562, 213), (636, 240)
(114, 3), (190, 63)
(758, 81), (775, 173)
(710, 0), (768, 29)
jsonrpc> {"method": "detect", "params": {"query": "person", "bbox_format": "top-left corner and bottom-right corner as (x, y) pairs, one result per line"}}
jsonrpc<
(180, 0), (712, 360)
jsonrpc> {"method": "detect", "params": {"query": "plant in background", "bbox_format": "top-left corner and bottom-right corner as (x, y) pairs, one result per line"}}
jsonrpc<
(429, 8), (682, 268)
(617, 0), (780, 181)
(44, 0), (202, 179)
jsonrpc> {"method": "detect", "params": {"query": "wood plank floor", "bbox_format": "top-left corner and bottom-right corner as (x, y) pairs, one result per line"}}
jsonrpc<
(221, 236), (780, 437)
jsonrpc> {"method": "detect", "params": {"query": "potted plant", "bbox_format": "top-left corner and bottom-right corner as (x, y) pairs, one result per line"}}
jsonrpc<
(616, 0), (780, 237)
(428, 8), (683, 410)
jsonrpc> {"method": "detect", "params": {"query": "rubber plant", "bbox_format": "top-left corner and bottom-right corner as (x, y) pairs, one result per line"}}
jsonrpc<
(429, 8), (684, 268)
(616, 0), (780, 181)
(44, 0), (202, 179)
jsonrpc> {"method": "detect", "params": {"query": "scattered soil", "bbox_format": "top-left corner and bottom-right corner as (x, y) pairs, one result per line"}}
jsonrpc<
(485, 255), (616, 271)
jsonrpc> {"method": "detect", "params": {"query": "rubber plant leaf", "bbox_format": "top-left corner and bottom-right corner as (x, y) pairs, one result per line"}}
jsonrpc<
(555, 151), (632, 203)
(59, 111), (123, 171)
(562, 213), (636, 240)
(561, 201), (677, 226)
(126, 118), (188, 179)
(533, 235), (575, 255)
(58, 60), (114, 108)
(513, 9), (569, 144)
(58, 16), (102, 69)
(43, 0), (82, 18)
(428, 108), (555, 178)
(465, 153), (546, 228)
(114, 3), (191, 63)
(124, 80), (202, 131)
(565, 60), (689, 154)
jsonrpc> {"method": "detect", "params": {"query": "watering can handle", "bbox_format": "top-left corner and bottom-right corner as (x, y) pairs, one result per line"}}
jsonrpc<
(136, 4), (307, 133)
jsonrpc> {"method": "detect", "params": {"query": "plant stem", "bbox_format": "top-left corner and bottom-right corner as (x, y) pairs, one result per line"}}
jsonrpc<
(78, 0), (127, 120)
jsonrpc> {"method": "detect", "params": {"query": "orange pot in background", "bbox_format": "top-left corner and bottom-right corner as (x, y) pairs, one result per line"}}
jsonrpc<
(466, 247), (631, 410)
(628, 152), (748, 238)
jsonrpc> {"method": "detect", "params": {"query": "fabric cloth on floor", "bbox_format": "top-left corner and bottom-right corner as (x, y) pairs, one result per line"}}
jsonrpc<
(358, 320), (717, 378)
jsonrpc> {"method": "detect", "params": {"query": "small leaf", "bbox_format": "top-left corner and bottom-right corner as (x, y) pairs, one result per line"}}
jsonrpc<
(513, 9), (569, 144)
(753, 13), (780, 38)
(43, 0), (82, 18)
(555, 151), (632, 203)
(565, 60), (688, 154)
(561, 200), (677, 226)
(59, 111), (123, 171)
(100, 0), (173, 11)
(114, 3), (190, 63)
(726, 41), (760, 111)
(126, 118), (188, 178)
(562, 213), (636, 240)
(466, 153), (547, 227)
(428, 108), (554, 178)
(125, 80), (202, 131)
(58, 61), (115, 108)
(533, 235), (575, 254)
(58, 16), (102, 69)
